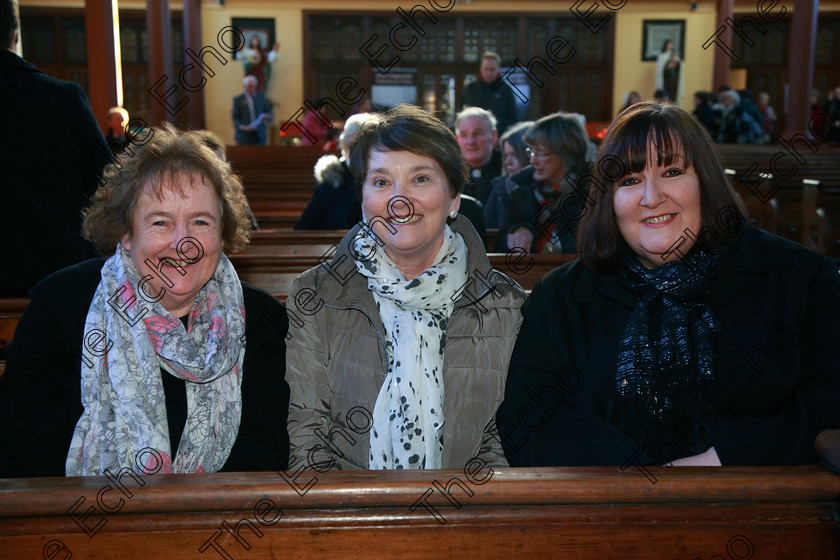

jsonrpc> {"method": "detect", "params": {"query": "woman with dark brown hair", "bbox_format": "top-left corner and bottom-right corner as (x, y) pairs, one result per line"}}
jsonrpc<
(498, 102), (840, 467)
(287, 104), (525, 470)
(0, 123), (289, 477)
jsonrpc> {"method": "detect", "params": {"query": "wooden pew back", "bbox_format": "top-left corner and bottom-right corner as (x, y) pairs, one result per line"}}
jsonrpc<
(0, 467), (837, 559)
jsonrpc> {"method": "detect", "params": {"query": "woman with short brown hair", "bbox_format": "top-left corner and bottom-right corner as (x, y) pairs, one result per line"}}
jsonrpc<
(288, 104), (525, 470)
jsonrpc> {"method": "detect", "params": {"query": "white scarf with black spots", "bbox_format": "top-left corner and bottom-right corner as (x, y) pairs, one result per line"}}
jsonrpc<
(353, 224), (468, 469)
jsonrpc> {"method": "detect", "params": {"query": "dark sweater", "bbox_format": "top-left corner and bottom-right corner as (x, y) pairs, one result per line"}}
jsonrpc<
(0, 259), (290, 477)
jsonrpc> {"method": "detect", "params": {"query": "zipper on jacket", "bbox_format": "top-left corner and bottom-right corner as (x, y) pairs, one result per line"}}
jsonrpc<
(323, 302), (390, 384)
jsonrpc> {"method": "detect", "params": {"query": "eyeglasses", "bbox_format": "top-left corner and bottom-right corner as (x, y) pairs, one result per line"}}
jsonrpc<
(526, 147), (552, 159)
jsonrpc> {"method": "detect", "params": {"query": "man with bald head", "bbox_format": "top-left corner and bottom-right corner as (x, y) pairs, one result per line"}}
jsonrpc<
(456, 107), (501, 205)
(233, 75), (272, 145)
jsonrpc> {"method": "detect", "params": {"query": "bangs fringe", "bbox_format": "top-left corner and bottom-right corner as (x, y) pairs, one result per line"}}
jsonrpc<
(607, 109), (694, 179)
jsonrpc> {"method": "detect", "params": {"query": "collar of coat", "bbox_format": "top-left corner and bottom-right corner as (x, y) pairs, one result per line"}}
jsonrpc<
(312, 214), (520, 313)
(0, 50), (38, 71)
(574, 223), (798, 311)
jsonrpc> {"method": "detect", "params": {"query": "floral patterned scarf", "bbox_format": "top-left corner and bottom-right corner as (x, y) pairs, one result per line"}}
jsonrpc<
(66, 244), (246, 475)
(354, 225), (468, 469)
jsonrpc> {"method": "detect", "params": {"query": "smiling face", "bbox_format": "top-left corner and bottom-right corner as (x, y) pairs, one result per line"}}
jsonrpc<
(121, 173), (223, 317)
(361, 150), (460, 277)
(457, 115), (497, 169)
(613, 143), (703, 269)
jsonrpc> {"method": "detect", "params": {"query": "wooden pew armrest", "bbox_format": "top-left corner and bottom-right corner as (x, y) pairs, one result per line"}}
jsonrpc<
(816, 429), (840, 473)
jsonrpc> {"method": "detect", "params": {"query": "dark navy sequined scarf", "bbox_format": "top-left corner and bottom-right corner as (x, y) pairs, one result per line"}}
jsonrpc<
(615, 242), (728, 461)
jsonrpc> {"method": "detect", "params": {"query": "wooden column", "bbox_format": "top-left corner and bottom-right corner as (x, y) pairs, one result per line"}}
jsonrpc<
(182, 0), (205, 130)
(146, 0), (174, 125)
(84, 0), (122, 132)
(783, 0), (819, 137)
(712, 0), (734, 91)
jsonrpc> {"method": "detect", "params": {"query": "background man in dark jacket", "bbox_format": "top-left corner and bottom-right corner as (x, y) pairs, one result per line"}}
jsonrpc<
(0, 0), (110, 296)
(461, 51), (517, 136)
(233, 75), (271, 145)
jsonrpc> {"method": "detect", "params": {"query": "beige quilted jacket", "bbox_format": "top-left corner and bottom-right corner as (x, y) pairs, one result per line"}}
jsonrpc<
(286, 216), (525, 470)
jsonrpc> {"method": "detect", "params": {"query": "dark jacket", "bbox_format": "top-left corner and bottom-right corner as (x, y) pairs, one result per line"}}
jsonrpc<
(295, 156), (361, 230)
(462, 78), (518, 136)
(496, 166), (584, 253)
(232, 92), (271, 145)
(484, 174), (512, 230)
(0, 259), (290, 477)
(693, 102), (717, 138)
(456, 194), (486, 248)
(0, 50), (110, 297)
(498, 225), (840, 466)
(464, 149), (502, 205)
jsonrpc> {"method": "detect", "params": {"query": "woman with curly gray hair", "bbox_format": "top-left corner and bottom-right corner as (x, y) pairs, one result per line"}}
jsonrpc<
(0, 123), (289, 477)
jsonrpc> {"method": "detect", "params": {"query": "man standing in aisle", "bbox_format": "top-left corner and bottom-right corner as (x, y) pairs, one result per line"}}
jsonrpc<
(233, 75), (271, 145)
(461, 51), (517, 136)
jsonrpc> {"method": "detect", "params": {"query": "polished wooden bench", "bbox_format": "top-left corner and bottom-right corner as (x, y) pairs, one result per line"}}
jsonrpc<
(0, 465), (837, 559)
(242, 229), (501, 257)
(229, 252), (575, 297)
(0, 249), (564, 372)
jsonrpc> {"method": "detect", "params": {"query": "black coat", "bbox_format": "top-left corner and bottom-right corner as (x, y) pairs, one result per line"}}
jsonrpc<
(693, 103), (717, 138)
(0, 259), (290, 477)
(464, 149), (502, 206)
(495, 166), (584, 253)
(461, 78), (518, 136)
(0, 51), (111, 296)
(295, 156), (361, 230)
(498, 225), (840, 466)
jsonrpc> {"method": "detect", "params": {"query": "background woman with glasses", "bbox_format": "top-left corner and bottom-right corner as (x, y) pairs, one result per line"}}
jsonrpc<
(496, 112), (591, 253)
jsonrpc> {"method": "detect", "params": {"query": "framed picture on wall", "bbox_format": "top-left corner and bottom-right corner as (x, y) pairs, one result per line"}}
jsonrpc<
(230, 17), (276, 61)
(641, 20), (686, 61)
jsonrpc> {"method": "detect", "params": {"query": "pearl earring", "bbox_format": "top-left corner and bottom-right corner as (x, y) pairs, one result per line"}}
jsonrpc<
(449, 210), (458, 219)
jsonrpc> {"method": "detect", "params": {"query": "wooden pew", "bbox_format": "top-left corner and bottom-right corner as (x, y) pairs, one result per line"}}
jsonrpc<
(229, 253), (577, 299)
(0, 246), (558, 374)
(242, 229), (501, 257)
(242, 229), (349, 256)
(226, 146), (327, 229)
(0, 298), (29, 376)
(0, 466), (837, 559)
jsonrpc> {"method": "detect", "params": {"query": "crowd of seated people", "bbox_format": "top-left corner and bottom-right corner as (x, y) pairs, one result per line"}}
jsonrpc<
(2, 0), (839, 480)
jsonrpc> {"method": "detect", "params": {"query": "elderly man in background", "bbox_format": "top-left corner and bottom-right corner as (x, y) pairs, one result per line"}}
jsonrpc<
(105, 106), (131, 155)
(461, 51), (517, 136)
(233, 75), (271, 145)
(455, 107), (501, 205)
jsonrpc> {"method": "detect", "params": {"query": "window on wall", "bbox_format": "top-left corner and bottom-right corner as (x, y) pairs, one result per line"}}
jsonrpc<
(19, 8), (184, 128)
(304, 11), (615, 125)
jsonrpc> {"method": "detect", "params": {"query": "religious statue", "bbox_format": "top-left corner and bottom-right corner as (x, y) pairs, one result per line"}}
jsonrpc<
(655, 39), (682, 103)
(238, 36), (280, 93)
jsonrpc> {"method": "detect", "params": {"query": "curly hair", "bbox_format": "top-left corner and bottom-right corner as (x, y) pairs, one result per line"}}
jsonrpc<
(83, 122), (252, 256)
